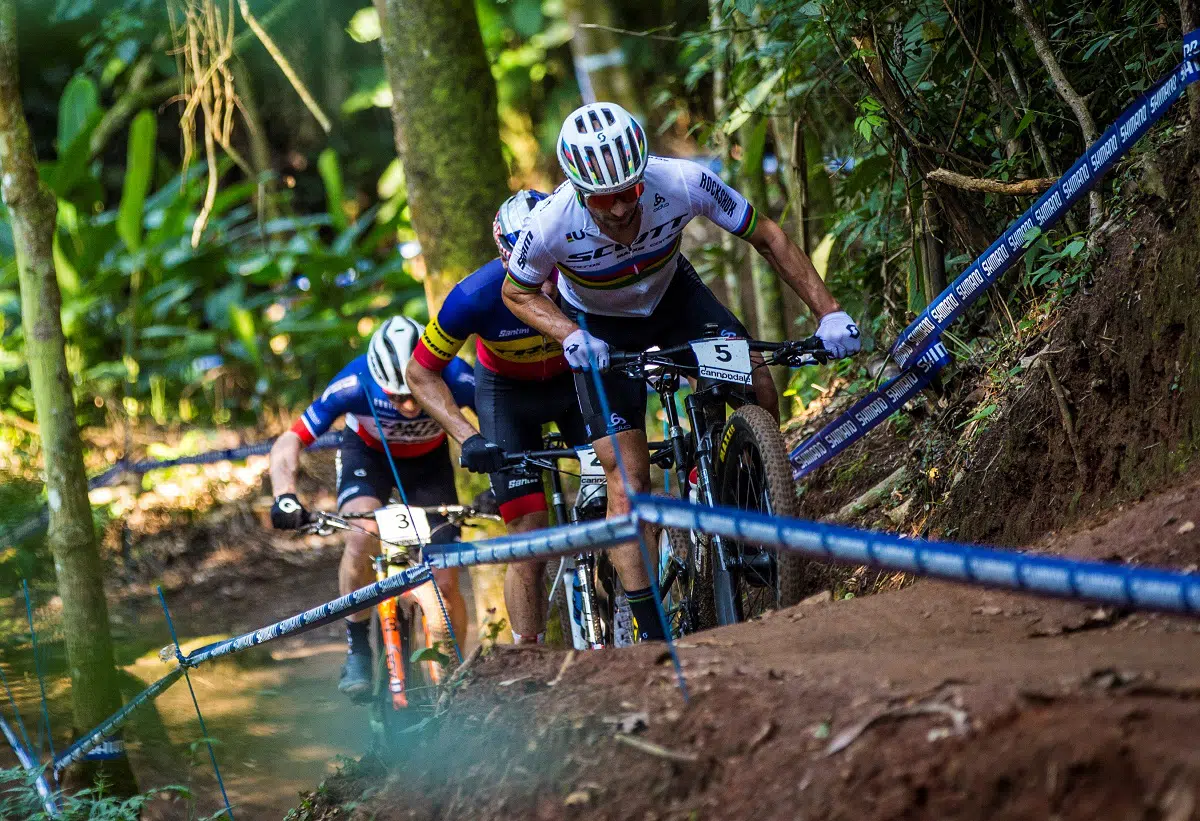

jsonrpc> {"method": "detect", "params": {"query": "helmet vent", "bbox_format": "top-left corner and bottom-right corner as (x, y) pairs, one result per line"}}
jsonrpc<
(600, 144), (619, 181)
(601, 107), (616, 125)
(624, 127), (641, 168)
(583, 146), (604, 185)
(574, 115), (586, 134)
(588, 110), (603, 132)
(614, 136), (630, 174)
(572, 145), (590, 183)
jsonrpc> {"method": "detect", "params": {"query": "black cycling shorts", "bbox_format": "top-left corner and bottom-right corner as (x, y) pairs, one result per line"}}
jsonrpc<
(335, 435), (460, 544)
(475, 364), (588, 522)
(564, 256), (749, 442)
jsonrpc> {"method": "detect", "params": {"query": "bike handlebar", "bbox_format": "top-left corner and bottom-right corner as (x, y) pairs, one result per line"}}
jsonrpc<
(302, 503), (500, 532)
(604, 335), (830, 373)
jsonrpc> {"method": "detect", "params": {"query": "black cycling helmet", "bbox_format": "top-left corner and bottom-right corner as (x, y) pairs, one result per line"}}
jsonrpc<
(493, 189), (548, 265)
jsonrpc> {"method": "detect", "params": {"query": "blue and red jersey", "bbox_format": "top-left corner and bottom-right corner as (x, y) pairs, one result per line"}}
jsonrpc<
(413, 258), (569, 381)
(291, 354), (475, 457)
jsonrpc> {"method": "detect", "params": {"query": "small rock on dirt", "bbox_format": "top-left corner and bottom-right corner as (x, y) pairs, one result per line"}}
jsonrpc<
(1176, 520), (1195, 534)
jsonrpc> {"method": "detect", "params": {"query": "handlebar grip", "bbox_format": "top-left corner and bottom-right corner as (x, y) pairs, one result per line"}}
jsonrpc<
(604, 350), (638, 372)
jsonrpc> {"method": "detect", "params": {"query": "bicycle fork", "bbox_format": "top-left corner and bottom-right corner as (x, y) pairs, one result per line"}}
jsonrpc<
(375, 556), (409, 710)
(684, 393), (740, 626)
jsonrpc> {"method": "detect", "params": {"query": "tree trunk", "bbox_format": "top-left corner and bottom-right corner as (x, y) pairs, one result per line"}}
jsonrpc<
(1011, 0), (1103, 226)
(709, 0), (742, 320)
(739, 116), (789, 401)
(374, 0), (511, 630)
(562, 0), (640, 113)
(919, 181), (947, 304)
(772, 116), (809, 254)
(846, 31), (991, 257)
(0, 0), (136, 794)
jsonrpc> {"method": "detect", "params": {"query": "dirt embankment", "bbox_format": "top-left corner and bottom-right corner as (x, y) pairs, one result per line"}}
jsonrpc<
(295, 472), (1200, 821)
(941, 144), (1200, 546)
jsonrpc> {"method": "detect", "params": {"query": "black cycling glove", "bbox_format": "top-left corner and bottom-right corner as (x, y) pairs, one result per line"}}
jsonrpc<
(459, 434), (507, 474)
(270, 493), (309, 530)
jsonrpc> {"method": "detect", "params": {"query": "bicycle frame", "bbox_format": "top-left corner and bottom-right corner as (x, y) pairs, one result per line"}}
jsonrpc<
(607, 333), (829, 629)
(305, 504), (497, 711)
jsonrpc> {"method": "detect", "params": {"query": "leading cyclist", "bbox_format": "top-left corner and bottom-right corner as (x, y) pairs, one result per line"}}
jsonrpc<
(501, 102), (861, 641)
(268, 316), (475, 697)
(406, 190), (587, 646)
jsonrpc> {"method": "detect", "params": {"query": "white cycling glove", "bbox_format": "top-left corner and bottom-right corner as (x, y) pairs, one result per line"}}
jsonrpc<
(815, 311), (862, 359)
(562, 328), (610, 372)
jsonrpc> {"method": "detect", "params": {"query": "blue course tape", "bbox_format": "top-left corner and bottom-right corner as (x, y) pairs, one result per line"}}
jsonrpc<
(184, 564), (432, 666)
(1, 432), (344, 547)
(790, 344), (949, 479)
(424, 514), (640, 568)
(56, 563), (433, 772)
(53, 667), (184, 776)
(788, 30), (1200, 478)
(1, 715), (58, 816)
(633, 496), (1200, 616)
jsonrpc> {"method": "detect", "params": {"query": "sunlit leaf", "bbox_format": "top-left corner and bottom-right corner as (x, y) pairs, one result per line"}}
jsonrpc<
(317, 149), (348, 232)
(347, 7), (380, 43)
(57, 74), (100, 152)
(723, 67), (785, 135)
(117, 110), (157, 252)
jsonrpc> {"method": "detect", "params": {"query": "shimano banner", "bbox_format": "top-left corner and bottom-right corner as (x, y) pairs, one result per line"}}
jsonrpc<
(788, 30), (1200, 479)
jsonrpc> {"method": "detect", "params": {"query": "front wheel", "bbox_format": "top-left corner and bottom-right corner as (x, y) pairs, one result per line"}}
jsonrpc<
(369, 602), (429, 757)
(711, 405), (807, 622)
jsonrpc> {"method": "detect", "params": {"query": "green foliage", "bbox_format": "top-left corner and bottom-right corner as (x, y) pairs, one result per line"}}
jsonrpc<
(410, 641), (451, 667)
(0, 766), (213, 821)
(116, 109), (156, 252)
(1, 75), (425, 432)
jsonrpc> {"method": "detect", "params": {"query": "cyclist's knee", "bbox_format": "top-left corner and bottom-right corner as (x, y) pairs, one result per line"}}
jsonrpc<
(433, 568), (460, 596)
(752, 368), (780, 421)
(342, 530), (374, 563)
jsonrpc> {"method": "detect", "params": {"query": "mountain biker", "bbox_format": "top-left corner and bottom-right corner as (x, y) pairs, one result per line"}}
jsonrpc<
(406, 190), (588, 646)
(268, 316), (475, 698)
(501, 101), (861, 641)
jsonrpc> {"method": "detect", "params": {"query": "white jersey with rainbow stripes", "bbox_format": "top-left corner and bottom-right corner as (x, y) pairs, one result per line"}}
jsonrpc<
(506, 156), (758, 318)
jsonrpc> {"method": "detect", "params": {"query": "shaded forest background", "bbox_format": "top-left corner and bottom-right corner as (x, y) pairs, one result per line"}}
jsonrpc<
(2, 0), (1197, 573)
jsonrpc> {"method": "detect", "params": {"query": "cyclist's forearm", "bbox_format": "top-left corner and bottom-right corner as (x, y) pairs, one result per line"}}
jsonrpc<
(405, 360), (479, 444)
(502, 280), (578, 343)
(269, 431), (303, 496)
(750, 217), (840, 320)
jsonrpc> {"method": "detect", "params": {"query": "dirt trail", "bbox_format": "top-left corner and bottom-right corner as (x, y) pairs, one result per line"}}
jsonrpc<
(297, 474), (1200, 821)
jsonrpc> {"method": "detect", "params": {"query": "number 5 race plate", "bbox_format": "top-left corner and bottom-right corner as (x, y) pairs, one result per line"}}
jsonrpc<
(690, 338), (752, 385)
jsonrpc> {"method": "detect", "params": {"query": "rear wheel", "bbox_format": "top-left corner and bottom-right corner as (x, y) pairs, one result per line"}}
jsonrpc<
(712, 405), (806, 621)
(658, 524), (714, 636)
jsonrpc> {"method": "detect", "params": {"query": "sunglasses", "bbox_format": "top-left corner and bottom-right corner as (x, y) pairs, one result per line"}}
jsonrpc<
(584, 182), (645, 210)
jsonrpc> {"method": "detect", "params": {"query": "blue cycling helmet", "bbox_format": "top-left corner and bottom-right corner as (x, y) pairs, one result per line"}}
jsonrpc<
(493, 189), (547, 265)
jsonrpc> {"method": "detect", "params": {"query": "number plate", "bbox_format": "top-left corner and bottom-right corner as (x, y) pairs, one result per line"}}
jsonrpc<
(690, 338), (752, 385)
(375, 504), (431, 549)
(577, 446), (606, 486)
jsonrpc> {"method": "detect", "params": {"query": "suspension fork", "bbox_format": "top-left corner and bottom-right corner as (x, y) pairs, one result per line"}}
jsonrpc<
(685, 392), (739, 626)
(374, 556), (409, 709)
(572, 550), (605, 648)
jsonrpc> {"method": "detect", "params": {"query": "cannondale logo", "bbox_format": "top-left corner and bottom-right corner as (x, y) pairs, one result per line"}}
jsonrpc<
(278, 497), (301, 513)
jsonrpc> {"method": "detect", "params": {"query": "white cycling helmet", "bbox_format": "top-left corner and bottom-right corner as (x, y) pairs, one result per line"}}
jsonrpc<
(557, 102), (648, 194)
(367, 316), (422, 395)
(493, 189), (547, 265)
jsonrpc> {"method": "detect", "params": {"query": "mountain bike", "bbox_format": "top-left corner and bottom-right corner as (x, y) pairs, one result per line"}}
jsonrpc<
(301, 502), (500, 751)
(503, 437), (681, 648)
(604, 330), (830, 628)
